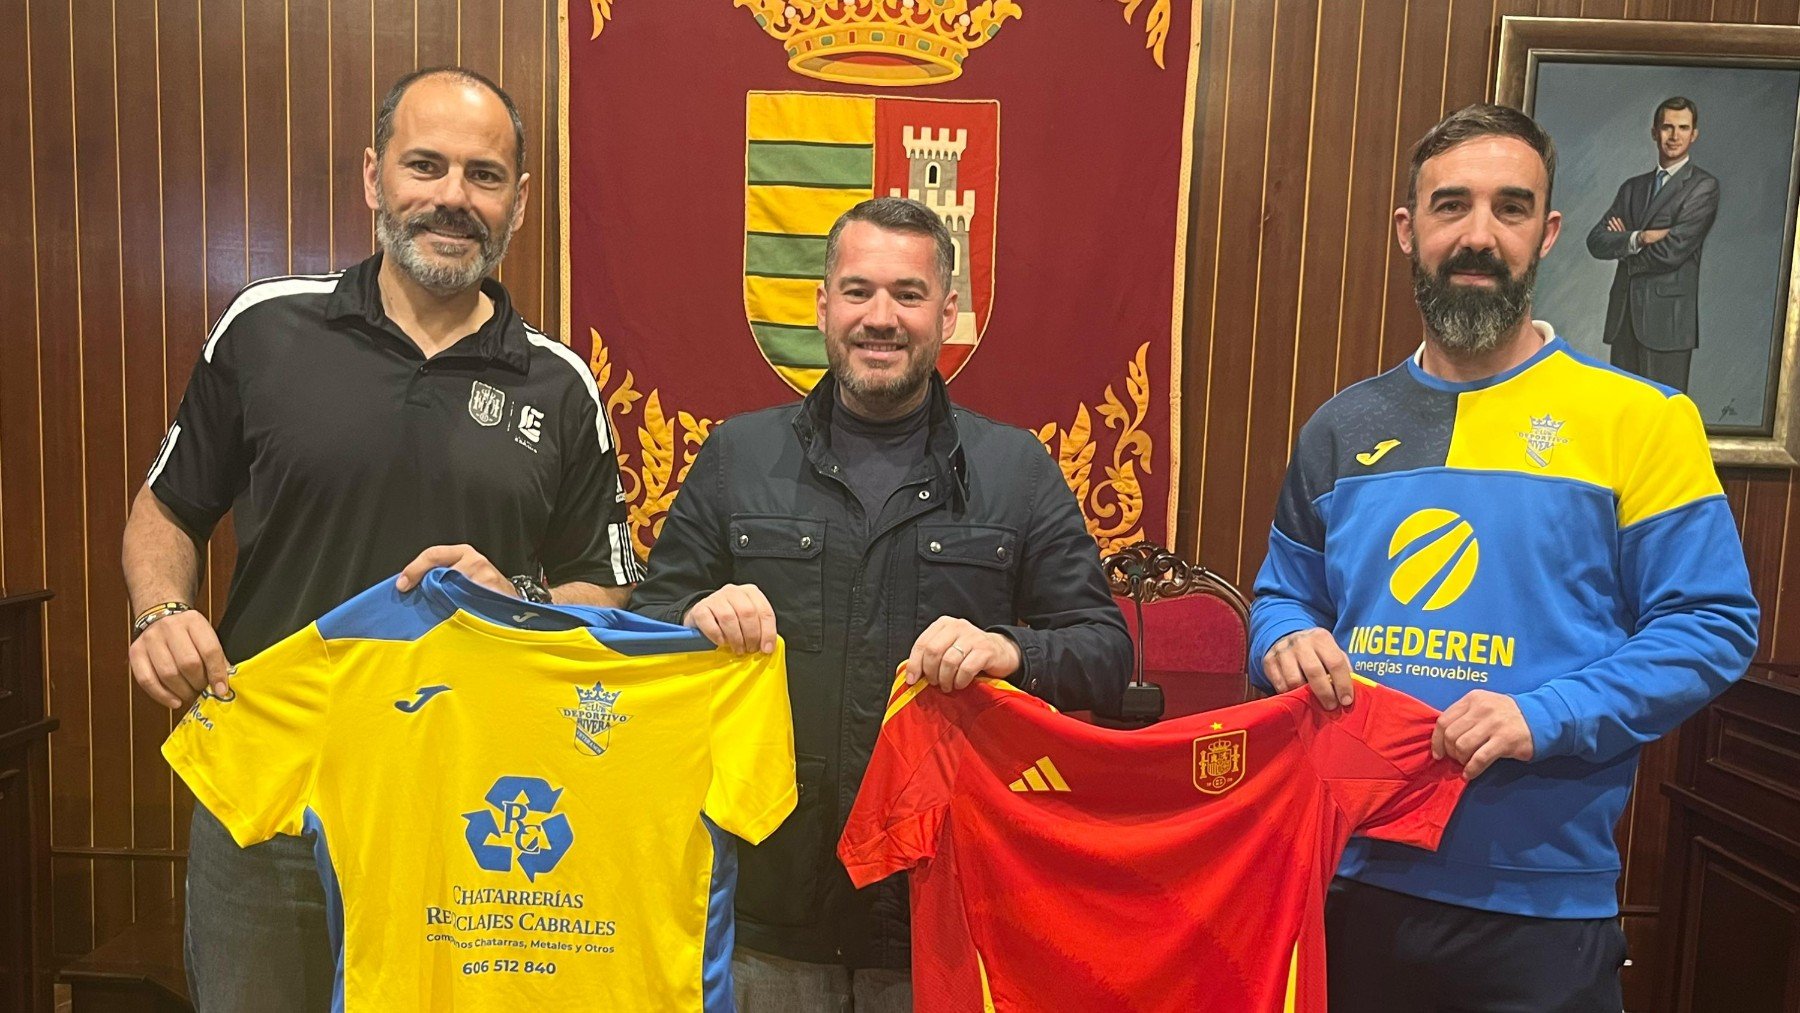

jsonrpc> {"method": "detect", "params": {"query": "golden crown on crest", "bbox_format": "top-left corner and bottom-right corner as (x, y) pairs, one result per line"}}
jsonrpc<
(733, 0), (1024, 86)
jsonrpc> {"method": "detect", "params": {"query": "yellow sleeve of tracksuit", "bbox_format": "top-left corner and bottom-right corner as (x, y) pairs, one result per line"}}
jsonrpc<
(1618, 391), (1722, 528)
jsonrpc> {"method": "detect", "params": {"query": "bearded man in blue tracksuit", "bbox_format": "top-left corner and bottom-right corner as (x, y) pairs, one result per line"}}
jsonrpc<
(1249, 104), (1758, 1012)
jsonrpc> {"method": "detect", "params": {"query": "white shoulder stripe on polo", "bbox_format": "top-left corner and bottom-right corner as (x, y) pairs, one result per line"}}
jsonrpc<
(524, 325), (614, 453)
(145, 422), (182, 486)
(202, 273), (343, 363)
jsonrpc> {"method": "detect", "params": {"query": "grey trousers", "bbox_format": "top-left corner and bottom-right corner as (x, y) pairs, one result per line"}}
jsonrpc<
(732, 946), (913, 1013)
(184, 802), (334, 1012)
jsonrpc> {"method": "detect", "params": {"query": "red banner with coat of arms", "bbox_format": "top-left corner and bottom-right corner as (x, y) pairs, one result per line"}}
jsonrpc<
(559, 0), (1200, 557)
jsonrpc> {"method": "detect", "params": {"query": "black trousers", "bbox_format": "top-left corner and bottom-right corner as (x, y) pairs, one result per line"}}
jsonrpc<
(1326, 878), (1626, 1013)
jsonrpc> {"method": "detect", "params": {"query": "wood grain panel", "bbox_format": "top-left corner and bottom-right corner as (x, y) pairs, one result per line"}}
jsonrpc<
(0, 0), (45, 600)
(28, 0), (96, 959)
(1235, 0), (1319, 583)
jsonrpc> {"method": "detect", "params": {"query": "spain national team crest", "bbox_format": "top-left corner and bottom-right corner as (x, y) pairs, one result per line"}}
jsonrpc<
(561, 682), (631, 757)
(743, 91), (998, 394)
(1192, 730), (1246, 795)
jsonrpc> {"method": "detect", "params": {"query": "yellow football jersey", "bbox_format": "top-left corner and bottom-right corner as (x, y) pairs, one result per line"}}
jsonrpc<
(163, 568), (796, 1011)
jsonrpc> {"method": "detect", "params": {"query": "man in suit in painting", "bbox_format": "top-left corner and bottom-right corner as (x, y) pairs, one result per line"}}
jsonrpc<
(1586, 96), (1720, 391)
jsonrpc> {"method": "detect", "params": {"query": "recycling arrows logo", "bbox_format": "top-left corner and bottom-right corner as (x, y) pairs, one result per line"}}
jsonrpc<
(461, 775), (575, 882)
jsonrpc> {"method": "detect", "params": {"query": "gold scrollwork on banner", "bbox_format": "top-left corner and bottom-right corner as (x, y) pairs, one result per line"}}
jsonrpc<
(1034, 342), (1154, 553)
(1112, 0), (1171, 68)
(589, 331), (717, 560)
(590, 331), (1153, 558)
(589, 0), (614, 40)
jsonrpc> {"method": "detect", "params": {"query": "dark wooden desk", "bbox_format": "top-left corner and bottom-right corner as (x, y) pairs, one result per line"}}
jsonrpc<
(0, 590), (56, 1013)
(1655, 664), (1800, 1012)
(60, 900), (191, 1013)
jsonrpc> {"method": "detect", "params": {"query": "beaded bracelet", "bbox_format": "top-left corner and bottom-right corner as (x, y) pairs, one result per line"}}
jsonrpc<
(131, 601), (192, 640)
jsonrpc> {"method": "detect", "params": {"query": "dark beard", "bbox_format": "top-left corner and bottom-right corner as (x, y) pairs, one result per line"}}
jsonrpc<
(1411, 247), (1537, 355)
(824, 326), (942, 417)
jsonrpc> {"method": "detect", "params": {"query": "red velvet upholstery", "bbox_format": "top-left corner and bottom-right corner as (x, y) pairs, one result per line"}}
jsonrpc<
(1113, 592), (1250, 718)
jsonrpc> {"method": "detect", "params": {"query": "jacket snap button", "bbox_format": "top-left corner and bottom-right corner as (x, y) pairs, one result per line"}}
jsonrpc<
(918, 490), (930, 500)
(800, 535), (813, 549)
(996, 546), (1007, 560)
(737, 534), (749, 547)
(929, 541), (943, 553)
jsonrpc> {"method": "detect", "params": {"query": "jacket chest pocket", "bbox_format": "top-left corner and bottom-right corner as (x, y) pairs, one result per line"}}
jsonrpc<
(729, 515), (825, 653)
(915, 523), (1019, 629)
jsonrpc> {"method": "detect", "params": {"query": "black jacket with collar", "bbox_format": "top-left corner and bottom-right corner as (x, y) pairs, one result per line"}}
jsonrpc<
(630, 372), (1131, 967)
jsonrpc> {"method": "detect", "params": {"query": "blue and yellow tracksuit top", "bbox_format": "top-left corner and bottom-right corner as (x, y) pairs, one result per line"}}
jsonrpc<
(1249, 333), (1759, 918)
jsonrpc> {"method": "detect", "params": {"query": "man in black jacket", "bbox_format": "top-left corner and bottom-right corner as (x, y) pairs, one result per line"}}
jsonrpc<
(630, 196), (1130, 1010)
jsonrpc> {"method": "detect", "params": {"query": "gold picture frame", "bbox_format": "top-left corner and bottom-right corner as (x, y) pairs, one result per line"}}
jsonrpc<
(1497, 16), (1800, 467)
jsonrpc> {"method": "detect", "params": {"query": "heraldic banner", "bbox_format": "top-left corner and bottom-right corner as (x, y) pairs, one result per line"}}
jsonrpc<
(560, 0), (1200, 557)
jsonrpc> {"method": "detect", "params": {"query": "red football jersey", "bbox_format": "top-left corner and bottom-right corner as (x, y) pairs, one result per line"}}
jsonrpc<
(838, 677), (1467, 1012)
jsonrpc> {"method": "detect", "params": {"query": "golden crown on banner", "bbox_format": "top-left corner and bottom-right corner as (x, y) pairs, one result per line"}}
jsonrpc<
(733, 0), (1024, 85)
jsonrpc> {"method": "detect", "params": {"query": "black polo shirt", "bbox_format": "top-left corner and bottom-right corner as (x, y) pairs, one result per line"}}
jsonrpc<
(148, 253), (643, 660)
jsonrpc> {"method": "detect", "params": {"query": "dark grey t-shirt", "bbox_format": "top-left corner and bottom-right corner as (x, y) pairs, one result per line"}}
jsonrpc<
(829, 395), (930, 528)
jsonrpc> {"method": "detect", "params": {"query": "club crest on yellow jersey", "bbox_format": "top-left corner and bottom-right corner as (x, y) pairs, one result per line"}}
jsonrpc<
(562, 682), (631, 757)
(1517, 413), (1569, 468)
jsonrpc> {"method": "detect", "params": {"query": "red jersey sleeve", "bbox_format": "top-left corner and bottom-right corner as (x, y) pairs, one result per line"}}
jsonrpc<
(1305, 682), (1468, 850)
(837, 671), (967, 888)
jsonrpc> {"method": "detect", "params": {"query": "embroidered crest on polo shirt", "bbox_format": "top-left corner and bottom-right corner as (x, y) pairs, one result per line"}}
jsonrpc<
(468, 381), (506, 427)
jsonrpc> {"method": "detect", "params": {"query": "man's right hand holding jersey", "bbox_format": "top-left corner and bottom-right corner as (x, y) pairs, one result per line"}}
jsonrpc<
(1262, 627), (1357, 711)
(129, 609), (231, 710)
(684, 584), (780, 655)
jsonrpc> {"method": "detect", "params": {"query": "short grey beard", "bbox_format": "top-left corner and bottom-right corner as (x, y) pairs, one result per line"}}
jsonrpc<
(1412, 255), (1537, 355)
(375, 191), (515, 297)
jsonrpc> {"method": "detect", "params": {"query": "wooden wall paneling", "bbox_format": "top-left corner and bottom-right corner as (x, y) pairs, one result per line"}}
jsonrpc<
(199, 0), (251, 625)
(247, 0), (294, 285)
(110, 0), (174, 934)
(29, 0), (97, 959)
(1173, 0), (1232, 562)
(1374, 0), (1456, 380)
(1626, 0), (1674, 20)
(416, 0), (458, 68)
(372, 0), (416, 154)
(1324, 0), (1405, 438)
(0, 0), (46, 600)
(1663, 0), (1722, 20)
(1539, 0), (1585, 17)
(1712, 0), (1764, 22)
(1763, 0), (1800, 26)
(329, 0), (375, 270)
(1580, 0), (1632, 19)
(1444, 2), (1500, 122)
(153, 0), (209, 873)
(1192, 0), (1278, 589)
(497, 0), (545, 324)
(73, 0), (138, 951)
(458, 0), (503, 79)
(1234, 0), (1321, 585)
(1738, 473), (1790, 662)
(1285, 0), (1362, 482)
(1769, 475), (1800, 659)
(290, 0), (335, 276)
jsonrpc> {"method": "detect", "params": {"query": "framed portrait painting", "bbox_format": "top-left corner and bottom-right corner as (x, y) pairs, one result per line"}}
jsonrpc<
(1498, 17), (1800, 467)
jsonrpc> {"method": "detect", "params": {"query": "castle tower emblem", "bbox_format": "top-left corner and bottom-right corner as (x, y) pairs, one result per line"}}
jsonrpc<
(743, 91), (998, 393)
